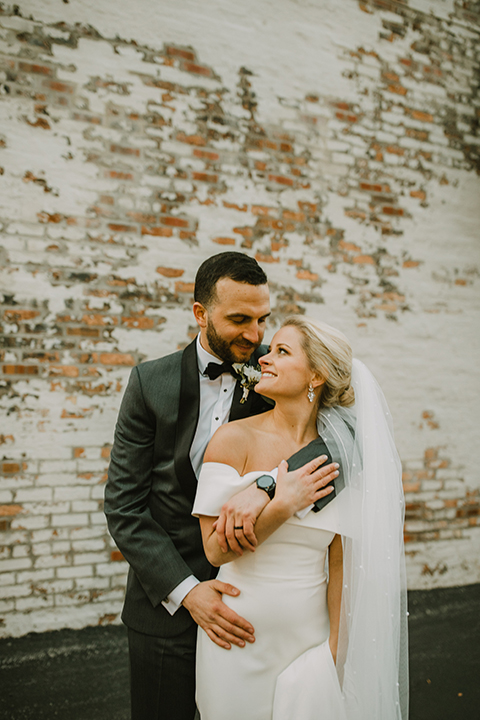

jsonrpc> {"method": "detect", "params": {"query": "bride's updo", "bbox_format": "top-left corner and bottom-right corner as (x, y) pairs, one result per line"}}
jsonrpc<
(282, 316), (355, 408)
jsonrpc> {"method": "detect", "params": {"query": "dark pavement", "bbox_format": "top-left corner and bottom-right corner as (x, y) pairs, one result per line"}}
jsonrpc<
(1, 583), (479, 720)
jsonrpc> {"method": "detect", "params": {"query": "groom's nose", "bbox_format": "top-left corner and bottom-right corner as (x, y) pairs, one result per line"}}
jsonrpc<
(242, 321), (262, 345)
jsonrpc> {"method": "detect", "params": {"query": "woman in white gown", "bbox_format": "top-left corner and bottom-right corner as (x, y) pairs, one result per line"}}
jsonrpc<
(192, 317), (408, 720)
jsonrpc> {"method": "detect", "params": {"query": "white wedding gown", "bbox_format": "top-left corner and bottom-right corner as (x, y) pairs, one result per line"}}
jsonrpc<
(193, 463), (348, 720)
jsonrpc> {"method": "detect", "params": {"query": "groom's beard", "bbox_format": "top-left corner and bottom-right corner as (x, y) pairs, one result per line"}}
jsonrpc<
(206, 321), (258, 364)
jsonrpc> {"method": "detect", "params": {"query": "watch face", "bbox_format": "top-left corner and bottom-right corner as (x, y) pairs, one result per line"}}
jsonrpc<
(257, 474), (274, 490)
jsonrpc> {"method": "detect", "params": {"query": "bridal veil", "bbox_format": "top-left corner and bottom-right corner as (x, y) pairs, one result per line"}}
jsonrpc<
(318, 358), (409, 720)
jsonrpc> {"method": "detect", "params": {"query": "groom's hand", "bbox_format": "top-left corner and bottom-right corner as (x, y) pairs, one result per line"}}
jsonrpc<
(182, 580), (255, 650)
(215, 483), (270, 556)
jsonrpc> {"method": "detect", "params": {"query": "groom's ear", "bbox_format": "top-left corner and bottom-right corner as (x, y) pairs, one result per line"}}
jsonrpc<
(193, 302), (208, 328)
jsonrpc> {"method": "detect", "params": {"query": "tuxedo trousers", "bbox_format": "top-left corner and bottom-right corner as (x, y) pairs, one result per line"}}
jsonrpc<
(128, 624), (198, 720)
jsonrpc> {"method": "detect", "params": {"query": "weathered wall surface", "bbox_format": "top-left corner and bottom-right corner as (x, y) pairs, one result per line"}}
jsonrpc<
(0, 0), (479, 637)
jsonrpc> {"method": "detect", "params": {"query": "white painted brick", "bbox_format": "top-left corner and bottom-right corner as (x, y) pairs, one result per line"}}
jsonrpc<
(0, 572), (16, 586)
(56, 565), (93, 579)
(0, 557), (32, 572)
(72, 500), (99, 512)
(54, 486), (91, 501)
(12, 546), (30, 559)
(15, 595), (54, 612)
(51, 513), (89, 527)
(72, 539), (105, 552)
(76, 576), (110, 591)
(16, 569), (55, 584)
(96, 562), (128, 577)
(11, 516), (49, 531)
(0, 584), (31, 599)
(0, 599), (15, 612)
(34, 555), (70, 570)
(74, 551), (110, 565)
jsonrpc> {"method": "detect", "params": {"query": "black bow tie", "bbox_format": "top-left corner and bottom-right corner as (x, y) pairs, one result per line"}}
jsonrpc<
(204, 362), (238, 381)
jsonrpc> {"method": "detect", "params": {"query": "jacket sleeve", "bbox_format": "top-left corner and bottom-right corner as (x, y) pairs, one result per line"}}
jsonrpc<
(104, 365), (194, 608)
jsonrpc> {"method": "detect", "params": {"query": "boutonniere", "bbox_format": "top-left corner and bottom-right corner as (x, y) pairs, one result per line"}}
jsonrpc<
(232, 363), (262, 404)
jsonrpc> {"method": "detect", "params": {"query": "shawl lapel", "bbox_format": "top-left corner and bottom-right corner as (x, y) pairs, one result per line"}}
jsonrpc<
(173, 338), (200, 505)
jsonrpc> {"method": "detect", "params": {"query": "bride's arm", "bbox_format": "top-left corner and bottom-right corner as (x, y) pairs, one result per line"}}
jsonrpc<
(327, 534), (343, 664)
(200, 454), (336, 566)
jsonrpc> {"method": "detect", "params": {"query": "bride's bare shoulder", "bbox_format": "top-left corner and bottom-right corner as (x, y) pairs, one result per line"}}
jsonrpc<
(204, 413), (270, 470)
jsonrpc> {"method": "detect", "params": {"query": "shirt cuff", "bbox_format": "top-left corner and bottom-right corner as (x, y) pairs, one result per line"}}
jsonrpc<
(161, 575), (200, 616)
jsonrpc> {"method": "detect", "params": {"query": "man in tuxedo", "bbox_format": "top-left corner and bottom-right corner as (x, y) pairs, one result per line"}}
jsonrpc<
(105, 251), (337, 720)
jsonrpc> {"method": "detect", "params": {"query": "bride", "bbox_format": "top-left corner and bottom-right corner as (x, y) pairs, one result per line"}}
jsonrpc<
(192, 316), (408, 720)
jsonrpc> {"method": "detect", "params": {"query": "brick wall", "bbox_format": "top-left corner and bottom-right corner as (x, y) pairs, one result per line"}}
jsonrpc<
(0, 0), (479, 636)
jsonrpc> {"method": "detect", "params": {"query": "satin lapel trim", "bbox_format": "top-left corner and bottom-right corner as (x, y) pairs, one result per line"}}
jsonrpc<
(174, 338), (200, 505)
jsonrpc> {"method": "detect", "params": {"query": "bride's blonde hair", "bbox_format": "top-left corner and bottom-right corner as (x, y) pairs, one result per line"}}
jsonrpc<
(282, 316), (355, 408)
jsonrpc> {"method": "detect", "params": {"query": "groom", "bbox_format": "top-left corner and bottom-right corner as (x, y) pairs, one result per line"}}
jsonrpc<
(105, 251), (338, 720)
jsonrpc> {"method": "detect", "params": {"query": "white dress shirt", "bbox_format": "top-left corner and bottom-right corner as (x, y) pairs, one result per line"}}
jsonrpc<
(162, 335), (237, 615)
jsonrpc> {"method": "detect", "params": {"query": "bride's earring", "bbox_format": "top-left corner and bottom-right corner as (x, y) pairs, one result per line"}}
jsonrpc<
(307, 383), (315, 403)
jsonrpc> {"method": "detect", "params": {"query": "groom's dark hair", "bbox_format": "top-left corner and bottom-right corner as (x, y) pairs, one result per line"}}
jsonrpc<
(194, 252), (267, 307)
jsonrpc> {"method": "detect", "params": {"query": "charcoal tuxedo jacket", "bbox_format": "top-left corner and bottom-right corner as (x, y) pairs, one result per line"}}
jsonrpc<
(104, 337), (271, 638)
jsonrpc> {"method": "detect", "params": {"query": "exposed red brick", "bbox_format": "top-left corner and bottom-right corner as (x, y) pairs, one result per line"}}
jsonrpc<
(406, 128), (429, 141)
(192, 172), (218, 183)
(386, 146), (405, 155)
(403, 260), (420, 268)
(81, 314), (117, 327)
(403, 481), (421, 493)
(339, 240), (361, 252)
(44, 80), (74, 93)
(212, 237), (236, 245)
(67, 327), (101, 338)
(73, 448), (85, 458)
(182, 62), (211, 77)
(107, 170), (134, 180)
(165, 46), (196, 62)
(336, 112), (358, 123)
(110, 144), (140, 157)
(383, 206), (404, 216)
(251, 205), (276, 216)
(121, 316), (155, 329)
(0, 504), (23, 516)
(360, 182), (391, 193)
(27, 117), (51, 130)
(2, 462), (20, 474)
(410, 190), (426, 200)
(282, 210), (305, 222)
(99, 353), (135, 366)
(388, 84), (408, 96)
(141, 226), (173, 236)
(37, 212), (63, 223)
(233, 226), (253, 238)
(255, 253), (279, 264)
(3, 365), (39, 375)
(268, 174), (294, 186)
(49, 366), (80, 377)
(193, 149), (219, 161)
(175, 281), (195, 294)
(156, 267), (185, 278)
(353, 255), (375, 265)
(160, 216), (190, 228)
(410, 110), (434, 123)
(4, 309), (40, 322)
(296, 269), (318, 280)
(111, 550), (125, 562)
(101, 446), (111, 459)
(221, 202), (246, 214)
(176, 132), (206, 146)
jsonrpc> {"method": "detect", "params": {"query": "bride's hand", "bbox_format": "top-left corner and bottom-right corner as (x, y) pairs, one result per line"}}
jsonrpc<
(274, 455), (338, 515)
